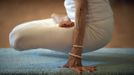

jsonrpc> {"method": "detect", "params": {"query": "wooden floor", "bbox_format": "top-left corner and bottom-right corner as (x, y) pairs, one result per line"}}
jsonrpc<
(0, 0), (134, 48)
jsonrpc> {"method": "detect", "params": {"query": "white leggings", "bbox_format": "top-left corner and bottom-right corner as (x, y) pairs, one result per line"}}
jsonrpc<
(9, 0), (114, 53)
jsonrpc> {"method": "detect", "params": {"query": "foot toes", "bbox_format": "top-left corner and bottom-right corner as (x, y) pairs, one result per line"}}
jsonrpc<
(63, 66), (97, 74)
(71, 67), (82, 74)
(87, 66), (97, 72)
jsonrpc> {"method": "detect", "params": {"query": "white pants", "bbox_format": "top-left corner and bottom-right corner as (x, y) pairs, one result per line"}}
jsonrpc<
(9, 0), (114, 53)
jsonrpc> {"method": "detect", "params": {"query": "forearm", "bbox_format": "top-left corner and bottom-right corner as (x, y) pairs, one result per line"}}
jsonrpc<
(73, 0), (87, 55)
(63, 0), (89, 72)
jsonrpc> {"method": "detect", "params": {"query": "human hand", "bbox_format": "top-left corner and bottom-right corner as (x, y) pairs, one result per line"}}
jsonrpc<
(59, 16), (74, 28)
(51, 13), (74, 28)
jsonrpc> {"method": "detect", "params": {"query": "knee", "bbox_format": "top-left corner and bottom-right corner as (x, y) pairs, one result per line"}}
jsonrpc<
(9, 23), (30, 51)
(9, 30), (24, 50)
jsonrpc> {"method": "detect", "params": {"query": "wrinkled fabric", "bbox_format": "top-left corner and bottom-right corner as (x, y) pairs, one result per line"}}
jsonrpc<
(9, 0), (114, 53)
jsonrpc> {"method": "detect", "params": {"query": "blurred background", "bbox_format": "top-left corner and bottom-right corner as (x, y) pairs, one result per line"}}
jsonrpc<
(0, 0), (134, 48)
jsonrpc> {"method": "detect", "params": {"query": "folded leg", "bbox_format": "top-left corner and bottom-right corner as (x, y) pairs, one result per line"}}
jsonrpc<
(9, 18), (74, 52)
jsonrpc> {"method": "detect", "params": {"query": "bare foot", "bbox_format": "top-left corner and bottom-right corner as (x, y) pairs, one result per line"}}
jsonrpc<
(64, 65), (96, 74)
(71, 66), (96, 73)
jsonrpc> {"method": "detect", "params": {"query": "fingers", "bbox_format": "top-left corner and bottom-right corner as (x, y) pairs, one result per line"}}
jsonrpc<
(51, 13), (74, 28)
(59, 21), (74, 28)
(70, 66), (97, 74)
